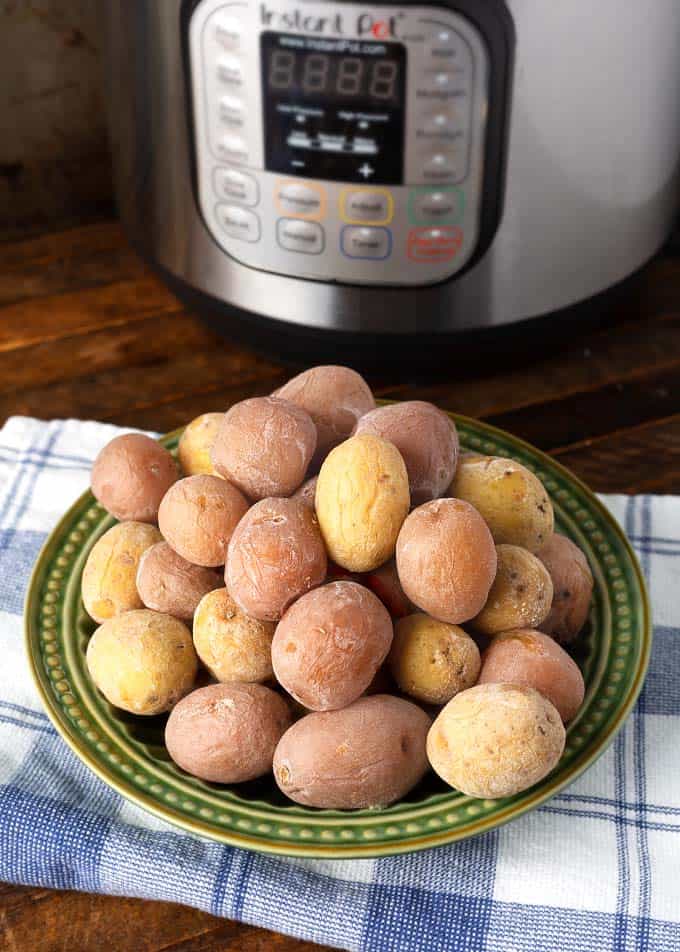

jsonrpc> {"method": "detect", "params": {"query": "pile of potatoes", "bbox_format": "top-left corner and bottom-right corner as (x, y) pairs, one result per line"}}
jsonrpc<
(83, 365), (594, 808)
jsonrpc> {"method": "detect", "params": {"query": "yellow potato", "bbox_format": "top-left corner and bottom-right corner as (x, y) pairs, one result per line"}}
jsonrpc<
(472, 544), (553, 637)
(81, 521), (162, 624)
(86, 609), (198, 715)
(178, 413), (224, 476)
(450, 455), (554, 552)
(315, 434), (410, 572)
(193, 588), (274, 684)
(389, 613), (480, 705)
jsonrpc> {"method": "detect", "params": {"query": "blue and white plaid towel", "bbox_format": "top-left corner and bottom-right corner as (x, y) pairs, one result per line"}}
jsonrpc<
(1, 415), (678, 952)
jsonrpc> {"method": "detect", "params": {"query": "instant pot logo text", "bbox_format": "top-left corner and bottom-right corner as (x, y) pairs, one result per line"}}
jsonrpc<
(260, 4), (404, 38)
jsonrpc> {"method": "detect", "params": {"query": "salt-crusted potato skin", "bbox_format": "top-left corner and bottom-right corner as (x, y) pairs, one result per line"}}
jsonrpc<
(293, 476), (318, 510)
(450, 455), (554, 553)
(396, 498), (497, 624)
(354, 401), (459, 505)
(226, 497), (327, 621)
(158, 474), (249, 567)
(193, 588), (274, 684)
(136, 542), (222, 620)
(273, 694), (431, 808)
(82, 521), (162, 623)
(364, 559), (414, 618)
(91, 433), (178, 523)
(472, 544), (553, 637)
(165, 683), (292, 783)
(210, 397), (316, 500)
(479, 629), (585, 722)
(315, 434), (410, 573)
(537, 534), (594, 643)
(271, 581), (393, 711)
(86, 609), (197, 715)
(389, 613), (481, 705)
(274, 365), (375, 469)
(178, 413), (223, 476)
(427, 683), (565, 798)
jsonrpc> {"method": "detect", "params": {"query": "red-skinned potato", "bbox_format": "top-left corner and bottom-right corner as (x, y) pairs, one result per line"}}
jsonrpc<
(364, 559), (413, 618)
(91, 433), (178, 523)
(136, 541), (221, 620)
(293, 476), (318, 509)
(537, 534), (594, 643)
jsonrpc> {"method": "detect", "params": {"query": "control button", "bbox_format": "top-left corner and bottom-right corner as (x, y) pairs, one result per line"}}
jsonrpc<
(214, 14), (242, 50)
(407, 226), (463, 263)
(214, 169), (258, 207)
(428, 29), (470, 66)
(216, 204), (260, 242)
(409, 187), (464, 225)
(341, 189), (393, 225)
(217, 55), (243, 86)
(275, 182), (326, 220)
(422, 152), (465, 183)
(219, 95), (245, 126)
(415, 73), (470, 104)
(417, 113), (464, 143)
(216, 133), (248, 165)
(341, 226), (392, 260)
(277, 218), (325, 254)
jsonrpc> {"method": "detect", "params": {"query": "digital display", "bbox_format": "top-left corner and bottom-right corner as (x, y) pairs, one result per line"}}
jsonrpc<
(261, 32), (406, 184)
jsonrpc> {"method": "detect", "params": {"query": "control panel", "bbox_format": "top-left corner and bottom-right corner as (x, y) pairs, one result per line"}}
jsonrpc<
(188, 0), (490, 286)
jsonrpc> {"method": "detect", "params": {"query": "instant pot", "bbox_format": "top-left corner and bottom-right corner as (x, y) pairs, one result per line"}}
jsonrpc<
(100, 0), (680, 362)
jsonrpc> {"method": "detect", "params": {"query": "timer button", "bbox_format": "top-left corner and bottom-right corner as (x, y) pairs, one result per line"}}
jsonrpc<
(217, 55), (243, 87)
(277, 219), (325, 255)
(216, 204), (261, 243)
(214, 169), (259, 207)
(341, 226), (392, 260)
(341, 189), (393, 226)
(275, 182), (326, 221)
(216, 133), (249, 165)
(214, 14), (243, 50)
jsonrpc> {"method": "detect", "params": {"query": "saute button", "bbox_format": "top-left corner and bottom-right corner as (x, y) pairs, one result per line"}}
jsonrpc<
(341, 226), (392, 260)
(214, 169), (258, 206)
(277, 218), (325, 254)
(343, 190), (393, 224)
(276, 182), (325, 219)
(217, 133), (248, 164)
(214, 14), (243, 50)
(217, 55), (243, 86)
(216, 205), (260, 242)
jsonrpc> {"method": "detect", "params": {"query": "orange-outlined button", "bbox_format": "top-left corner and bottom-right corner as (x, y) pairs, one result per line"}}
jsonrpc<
(407, 226), (463, 262)
(275, 180), (326, 221)
(340, 188), (394, 226)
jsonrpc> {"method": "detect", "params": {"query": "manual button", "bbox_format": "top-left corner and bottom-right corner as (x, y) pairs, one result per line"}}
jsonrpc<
(275, 182), (325, 220)
(216, 204), (260, 242)
(409, 187), (464, 225)
(342, 189), (393, 225)
(277, 219), (325, 254)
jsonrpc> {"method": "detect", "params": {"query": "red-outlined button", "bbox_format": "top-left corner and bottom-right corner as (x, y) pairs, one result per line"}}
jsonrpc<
(407, 226), (463, 262)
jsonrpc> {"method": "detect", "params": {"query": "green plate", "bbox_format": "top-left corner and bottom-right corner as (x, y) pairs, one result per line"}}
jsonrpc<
(24, 413), (651, 859)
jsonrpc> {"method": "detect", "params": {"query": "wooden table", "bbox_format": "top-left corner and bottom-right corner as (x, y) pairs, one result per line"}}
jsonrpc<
(0, 221), (678, 951)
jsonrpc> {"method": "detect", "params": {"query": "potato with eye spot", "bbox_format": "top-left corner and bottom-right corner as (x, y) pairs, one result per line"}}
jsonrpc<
(158, 474), (249, 567)
(478, 629), (585, 722)
(86, 609), (198, 715)
(472, 544), (553, 637)
(193, 588), (274, 684)
(271, 581), (393, 711)
(315, 434), (410, 573)
(82, 521), (161, 623)
(449, 455), (554, 553)
(427, 683), (565, 798)
(389, 613), (481, 705)
(178, 412), (224, 476)
(136, 542), (222, 620)
(211, 396), (316, 500)
(91, 433), (178, 523)
(273, 694), (431, 808)
(165, 682), (292, 783)
(537, 533), (594, 643)
(226, 496), (327, 621)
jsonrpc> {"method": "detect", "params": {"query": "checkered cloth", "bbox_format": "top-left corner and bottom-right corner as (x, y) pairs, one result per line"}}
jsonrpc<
(1, 416), (678, 952)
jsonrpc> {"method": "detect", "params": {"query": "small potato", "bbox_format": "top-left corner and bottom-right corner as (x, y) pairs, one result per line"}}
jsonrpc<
(396, 498), (497, 624)
(315, 434), (410, 572)
(178, 412), (224, 476)
(272, 581), (393, 711)
(211, 396), (316, 500)
(158, 474), (249, 567)
(427, 683), (565, 798)
(91, 433), (178, 523)
(165, 682), (292, 783)
(389, 613), (481, 705)
(354, 401), (459, 505)
(472, 544), (553, 637)
(365, 559), (413, 618)
(293, 476), (318, 509)
(275, 365), (375, 469)
(226, 497), (327, 621)
(450, 455), (554, 553)
(479, 629), (585, 722)
(137, 542), (221, 620)
(273, 694), (431, 808)
(82, 521), (161, 623)
(537, 534), (594, 643)
(86, 609), (197, 715)
(193, 588), (274, 683)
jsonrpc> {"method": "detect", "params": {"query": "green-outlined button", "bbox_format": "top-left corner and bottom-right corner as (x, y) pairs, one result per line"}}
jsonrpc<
(408, 186), (464, 225)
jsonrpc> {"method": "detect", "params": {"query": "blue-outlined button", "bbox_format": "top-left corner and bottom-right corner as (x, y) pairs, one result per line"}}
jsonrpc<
(341, 226), (392, 260)
(408, 186), (464, 225)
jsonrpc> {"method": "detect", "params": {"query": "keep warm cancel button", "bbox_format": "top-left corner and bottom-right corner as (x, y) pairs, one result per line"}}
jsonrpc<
(407, 226), (463, 262)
